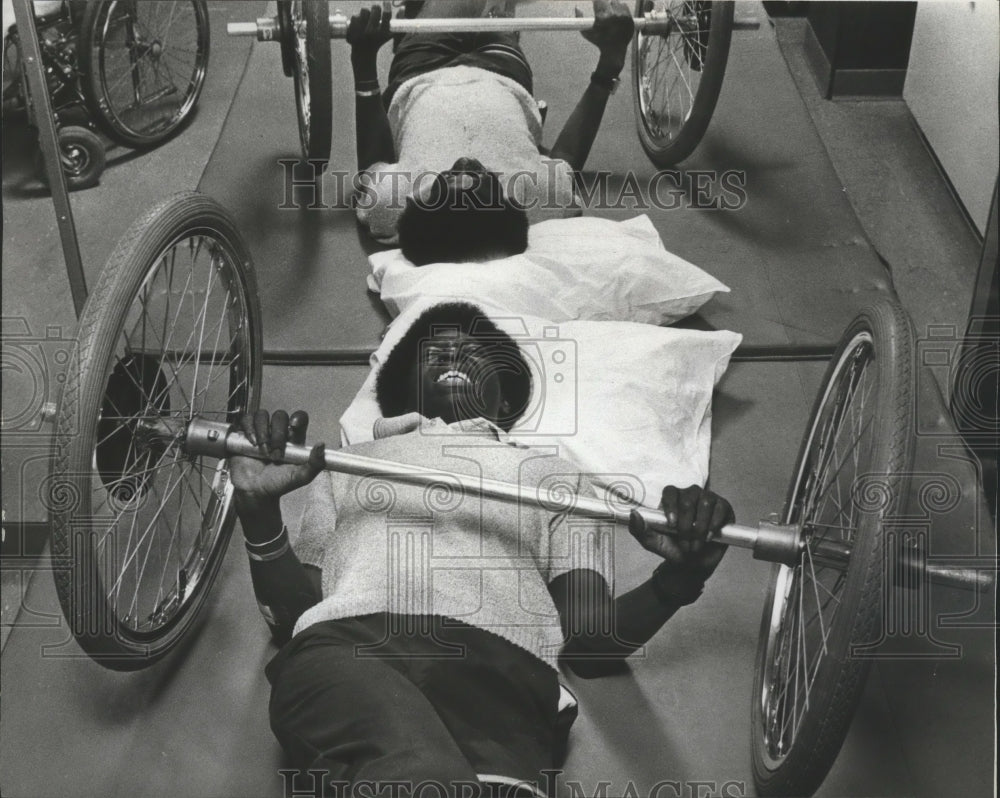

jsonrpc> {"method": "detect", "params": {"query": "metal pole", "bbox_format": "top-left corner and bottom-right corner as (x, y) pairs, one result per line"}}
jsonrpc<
(11, 0), (88, 318)
(228, 14), (680, 38)
(184, 417), (774, 553)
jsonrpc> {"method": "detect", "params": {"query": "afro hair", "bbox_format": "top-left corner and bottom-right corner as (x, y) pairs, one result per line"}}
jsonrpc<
(396, 179), (529, 266)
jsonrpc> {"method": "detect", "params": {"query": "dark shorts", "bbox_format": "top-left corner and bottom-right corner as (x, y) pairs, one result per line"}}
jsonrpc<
(385, 32), (534, 108)
(266, 613), (561, 797)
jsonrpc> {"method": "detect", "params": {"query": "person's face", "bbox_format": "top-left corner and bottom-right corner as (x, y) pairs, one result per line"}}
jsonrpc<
(406, 329), (509, 426)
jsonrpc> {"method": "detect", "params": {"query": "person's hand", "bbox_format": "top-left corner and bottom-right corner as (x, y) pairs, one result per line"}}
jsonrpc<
(228, 409), (325, 500)
(577, 0), (634, 73)
(628, 485), (734, 578)
(347, 3), (393, 62)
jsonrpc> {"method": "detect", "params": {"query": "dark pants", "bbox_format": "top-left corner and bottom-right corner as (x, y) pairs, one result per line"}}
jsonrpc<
(266, 614), (561, 797)
(385, 32), (534, 108)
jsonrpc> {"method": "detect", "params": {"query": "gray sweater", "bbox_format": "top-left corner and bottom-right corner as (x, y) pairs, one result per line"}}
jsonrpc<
(292, 418), (614, 669)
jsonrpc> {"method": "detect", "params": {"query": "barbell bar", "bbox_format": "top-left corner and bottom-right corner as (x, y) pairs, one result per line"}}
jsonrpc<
(227, 12), (759, 40)
(178, 418), (991, 592)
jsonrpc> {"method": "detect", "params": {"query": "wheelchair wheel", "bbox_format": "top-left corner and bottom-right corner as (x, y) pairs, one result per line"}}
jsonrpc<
(3, 29), (24, 107)
(284, 0), (333, 169)
(277, 1), (297, 78)
(50, 192), (262, 670)
(78, 0), (210, 149)
(632, 0), (733, 166)
(36, 125), (107, 190)
(751, 300), (915, 796)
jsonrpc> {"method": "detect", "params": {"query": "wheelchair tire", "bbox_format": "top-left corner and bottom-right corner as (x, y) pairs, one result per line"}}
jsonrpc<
(50, 192), (262, 670)
(632, 0), (733, 166)
(78, 0), (210, 149)
(286, 0), (333, 170)
(750, 299), (916, 796)
(36, 125), (107, 191)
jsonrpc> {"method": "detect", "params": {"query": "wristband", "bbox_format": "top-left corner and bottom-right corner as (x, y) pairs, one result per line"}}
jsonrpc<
(245, 526), (290, 562)
(590, 70), (620, 94)
(649, 560), (707, 606)
(355, 88), (381, 98)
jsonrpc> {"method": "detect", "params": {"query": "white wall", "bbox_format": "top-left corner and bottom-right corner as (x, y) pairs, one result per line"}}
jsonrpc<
(904, 0), (999, 235)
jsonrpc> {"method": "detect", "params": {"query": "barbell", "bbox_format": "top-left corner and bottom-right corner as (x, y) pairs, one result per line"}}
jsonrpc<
(225, 1), (753, 169)
(178, 416), (990, 594)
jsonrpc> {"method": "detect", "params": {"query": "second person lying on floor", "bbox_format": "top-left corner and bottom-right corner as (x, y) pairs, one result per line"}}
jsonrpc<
(349, 0), (634, 264)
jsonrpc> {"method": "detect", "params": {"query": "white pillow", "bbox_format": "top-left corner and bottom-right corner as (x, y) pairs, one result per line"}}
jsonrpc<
(367, 215), (728, 325)
(339, 298), (742, 507)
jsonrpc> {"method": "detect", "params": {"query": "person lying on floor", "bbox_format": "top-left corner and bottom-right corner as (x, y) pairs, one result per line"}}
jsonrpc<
(348, 0), (634, 265)
(229, 302), (733, 798)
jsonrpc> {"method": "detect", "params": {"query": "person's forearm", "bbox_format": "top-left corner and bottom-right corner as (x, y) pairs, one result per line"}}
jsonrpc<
(560, 579), (683, 677)
(352, 53), (395, 171)
(549, 53), (624, 173)
(235, 493), (321, 643)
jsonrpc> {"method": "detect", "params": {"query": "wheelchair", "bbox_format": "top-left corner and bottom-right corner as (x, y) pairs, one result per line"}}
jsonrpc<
(3, 0), (209, 189)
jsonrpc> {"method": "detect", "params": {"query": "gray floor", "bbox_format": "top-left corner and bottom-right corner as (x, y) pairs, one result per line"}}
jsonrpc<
(1, 3), (994, 797)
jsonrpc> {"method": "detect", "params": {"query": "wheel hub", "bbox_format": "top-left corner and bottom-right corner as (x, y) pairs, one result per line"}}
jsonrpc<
(61, 144), (89, 173)
(96, 353), (172, 504)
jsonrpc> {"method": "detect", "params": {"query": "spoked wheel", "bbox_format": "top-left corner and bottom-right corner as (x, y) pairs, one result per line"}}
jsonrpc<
(79, 0), (210, 149)
(283, 0), (332, 170)
(50, 192), (262, 670)
(751, 300), (915, 796)
(632, 0), (734, 166)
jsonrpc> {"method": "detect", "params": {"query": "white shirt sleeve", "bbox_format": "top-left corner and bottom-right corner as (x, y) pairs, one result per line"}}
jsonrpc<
(355, 163), (413, 245)
(514, 157), (582, 223)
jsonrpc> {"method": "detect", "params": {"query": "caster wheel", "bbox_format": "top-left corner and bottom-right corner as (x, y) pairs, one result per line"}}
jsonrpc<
(38, 125), (107, 190)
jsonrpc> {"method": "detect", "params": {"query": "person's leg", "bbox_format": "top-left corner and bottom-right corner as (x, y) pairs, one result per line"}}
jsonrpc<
(405, 620), (561, 794)
(268, 619), (482, 796)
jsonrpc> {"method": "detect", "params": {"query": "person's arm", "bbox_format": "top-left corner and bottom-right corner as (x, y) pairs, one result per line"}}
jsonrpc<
(235, 493), (322, 644)
(548, 0), (633, 173)
(229, 410), (327, 644)
(348, 4), (396, 171)
(550, 485), (733, 678)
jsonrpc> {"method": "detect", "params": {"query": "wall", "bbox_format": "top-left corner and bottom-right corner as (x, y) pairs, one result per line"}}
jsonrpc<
(904, 0), (1000, 235)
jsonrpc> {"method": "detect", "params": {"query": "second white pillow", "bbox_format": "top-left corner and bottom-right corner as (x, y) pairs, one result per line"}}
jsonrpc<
(367, 215), (728, 325)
